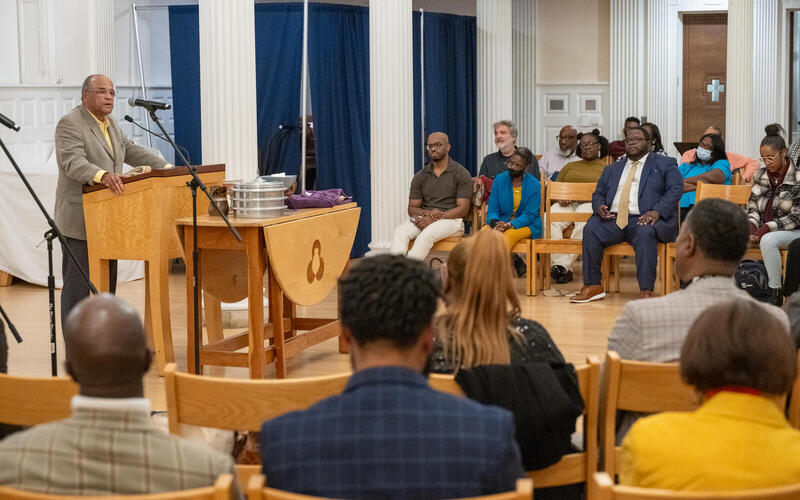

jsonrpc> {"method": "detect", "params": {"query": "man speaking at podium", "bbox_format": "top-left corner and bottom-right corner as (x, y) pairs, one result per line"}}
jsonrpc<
(55, 74), (170, 326)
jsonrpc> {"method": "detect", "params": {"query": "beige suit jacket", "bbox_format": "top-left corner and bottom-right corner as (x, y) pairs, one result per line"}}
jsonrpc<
(0, 407), (238, 497)
(54, 105), (168, 240)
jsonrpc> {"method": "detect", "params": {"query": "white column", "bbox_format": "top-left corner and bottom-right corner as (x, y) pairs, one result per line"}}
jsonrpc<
(368, 0), (414, 252)
(512, 0), (536, 149)
(477, 0), (513, 164)
(609, 0), (644, 140)
(645, 0), (669, 144)
(752, 0), (780, 153)
(726, 0), (754, 156)
(199, 0), (258, 179)
(92, 0), (114, 79)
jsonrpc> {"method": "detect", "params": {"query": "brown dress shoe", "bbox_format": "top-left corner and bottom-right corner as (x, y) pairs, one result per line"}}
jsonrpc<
(570, 284), (606, 303)
(639, 290), (654, 299)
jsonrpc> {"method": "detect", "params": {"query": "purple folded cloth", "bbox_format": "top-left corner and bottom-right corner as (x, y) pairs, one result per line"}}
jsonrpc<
(286, 189), (352, 209)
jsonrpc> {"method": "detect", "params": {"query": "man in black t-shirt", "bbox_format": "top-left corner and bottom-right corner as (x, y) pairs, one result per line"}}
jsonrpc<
(478, 120), (540, 180)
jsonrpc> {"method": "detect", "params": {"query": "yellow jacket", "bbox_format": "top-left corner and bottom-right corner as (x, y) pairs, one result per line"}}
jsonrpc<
(620, 392), (800, 491)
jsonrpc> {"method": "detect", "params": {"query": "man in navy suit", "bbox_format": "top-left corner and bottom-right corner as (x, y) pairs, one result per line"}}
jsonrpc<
(571, 126), (682, 303)
(260, 255), (524, 500)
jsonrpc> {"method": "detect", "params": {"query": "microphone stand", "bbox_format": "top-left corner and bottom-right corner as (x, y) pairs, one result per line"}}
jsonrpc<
(0, 132), (96, 377)
(143, 106), (241, 375)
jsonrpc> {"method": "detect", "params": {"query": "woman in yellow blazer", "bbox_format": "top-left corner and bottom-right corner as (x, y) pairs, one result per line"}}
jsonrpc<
(620, 300), (800, 491)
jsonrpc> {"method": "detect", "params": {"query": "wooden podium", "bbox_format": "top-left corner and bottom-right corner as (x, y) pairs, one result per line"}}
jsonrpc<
(82, 165), (225, 372)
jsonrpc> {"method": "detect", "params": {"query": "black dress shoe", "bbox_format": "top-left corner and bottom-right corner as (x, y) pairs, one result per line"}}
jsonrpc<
(513, 254), (527, 277)
(769, 287), (784, 306)
(555, 270), (573, 284)
(550, 265), (567, 280)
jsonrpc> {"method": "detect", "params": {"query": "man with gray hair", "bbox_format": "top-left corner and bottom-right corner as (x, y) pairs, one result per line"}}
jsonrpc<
(478, 120), (540, 180)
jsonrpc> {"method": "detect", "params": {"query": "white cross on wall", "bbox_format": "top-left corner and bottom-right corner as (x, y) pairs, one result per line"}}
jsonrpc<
(706, 79), (725, 102)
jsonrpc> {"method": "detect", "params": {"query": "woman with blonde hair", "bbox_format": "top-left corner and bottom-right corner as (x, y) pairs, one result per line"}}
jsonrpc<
(431, 229), (564, 373)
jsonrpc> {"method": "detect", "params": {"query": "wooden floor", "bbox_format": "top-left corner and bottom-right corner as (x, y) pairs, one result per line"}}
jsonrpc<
(0, 256), (650, 411)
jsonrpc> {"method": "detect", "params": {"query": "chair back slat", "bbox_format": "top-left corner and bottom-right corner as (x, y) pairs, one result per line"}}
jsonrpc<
(0, 374), (78, 426)
(592, 472), (800, 499)
(695, 181), (751, 206)
(164, 364), (350, 433)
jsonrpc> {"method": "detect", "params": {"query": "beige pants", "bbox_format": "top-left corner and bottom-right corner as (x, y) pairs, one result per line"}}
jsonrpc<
(390, 218), (464, 260)
(549, 201), (592, 270)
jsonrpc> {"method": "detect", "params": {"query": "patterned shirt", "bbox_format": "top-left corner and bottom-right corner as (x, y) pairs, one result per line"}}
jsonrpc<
(747, 160), (800, 231)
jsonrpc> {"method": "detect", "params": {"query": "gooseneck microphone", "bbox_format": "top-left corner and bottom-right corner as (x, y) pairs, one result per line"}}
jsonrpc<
(124, 115), (191, 164)
(127, 97), (171, 111)
(0, 112), (20, 132)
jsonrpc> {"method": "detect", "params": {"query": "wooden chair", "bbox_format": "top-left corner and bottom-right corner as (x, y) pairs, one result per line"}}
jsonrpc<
(0, 374), (78, 426)
(600, 352), (698, 478)
(592, 471), (800, 499)
(530, 180), (597, 295)
(663, 181), (768, 293)
(427, 358), (601, 493)
(473, 203), (534, 295)
(246, 475), (533, 500)
(0, 474), (234, 500)
(164, 364), (350, 490)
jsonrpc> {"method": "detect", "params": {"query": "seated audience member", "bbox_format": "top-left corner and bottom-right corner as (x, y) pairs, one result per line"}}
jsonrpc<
(616, 122), (670, 163)
(608, 116), (640, 160)
(782, 238), (800, 297)
(432, 230), (564, 374)
(538, 125), (580, 180)
(609, 198), (787, 361)
(390, 132), (472, 260)
(261, 255), (524, 500)
(571, 126), (682, 302)
(550, 129), (610, 283)
(681, 126), (760, 182)
(479, 120), (540, 180)
(747, 124), (800, 306)
(784, 292), (800, 349)
(484, 147), (542, 250)
(0, 294), (237, 496)
(678, 133), (731, 220)
(620, 300), (800, 491)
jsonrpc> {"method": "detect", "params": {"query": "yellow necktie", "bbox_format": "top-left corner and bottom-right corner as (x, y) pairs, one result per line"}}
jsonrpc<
(616, 161), (639, 229)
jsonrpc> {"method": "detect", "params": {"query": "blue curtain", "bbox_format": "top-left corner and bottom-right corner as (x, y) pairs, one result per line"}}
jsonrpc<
(308, 4), (371, 257)
(168, 6), (202, 165)
(412, 12), (477, 174)
(254, 4), (303, 176)
(168, 5), (304, 173)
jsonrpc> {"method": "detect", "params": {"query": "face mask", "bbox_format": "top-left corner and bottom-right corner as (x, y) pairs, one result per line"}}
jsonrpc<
(508, 168), (524, 179)
(696, 147), (712, 162)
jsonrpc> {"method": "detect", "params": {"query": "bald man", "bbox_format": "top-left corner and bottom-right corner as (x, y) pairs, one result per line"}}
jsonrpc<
(0, 294), (237, 497)
(538, 125), (580, 180)
(390, 132), (472, 260)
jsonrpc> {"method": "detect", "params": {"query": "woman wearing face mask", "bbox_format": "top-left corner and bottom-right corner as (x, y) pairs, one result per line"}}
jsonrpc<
(484, 147), (542, 250)
(747, 124), (800, 306)
(678, 133), (731, 221)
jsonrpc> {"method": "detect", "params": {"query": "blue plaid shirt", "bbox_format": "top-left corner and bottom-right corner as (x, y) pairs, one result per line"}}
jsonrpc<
(261, 366), (523, 500)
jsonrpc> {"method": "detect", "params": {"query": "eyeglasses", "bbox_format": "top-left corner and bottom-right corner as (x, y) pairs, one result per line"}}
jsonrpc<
(89, 88), (117, 97)
(507, 159), (526, 169)
(624, 137), (646, 144)
(556, 135), (577, 141)
(760, 153), (782, 163)
(580, 142), (599, 149)
(426, 142), (447, 150)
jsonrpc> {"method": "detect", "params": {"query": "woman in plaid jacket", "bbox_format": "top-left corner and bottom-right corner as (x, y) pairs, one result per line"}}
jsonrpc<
(747, 124), (800, 305)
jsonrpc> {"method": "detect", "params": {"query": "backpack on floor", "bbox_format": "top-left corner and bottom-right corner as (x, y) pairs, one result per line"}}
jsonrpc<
(734, 259), (770, 302)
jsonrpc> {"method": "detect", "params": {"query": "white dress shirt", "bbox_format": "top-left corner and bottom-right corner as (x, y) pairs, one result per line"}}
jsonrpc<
(610, 153), (649, 215)
(71, 395), (151, 414)
(538, 148), (580, 180)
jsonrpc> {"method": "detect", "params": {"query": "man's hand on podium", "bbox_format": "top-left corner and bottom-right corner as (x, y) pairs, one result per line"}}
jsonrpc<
(101, 172), (125, 195)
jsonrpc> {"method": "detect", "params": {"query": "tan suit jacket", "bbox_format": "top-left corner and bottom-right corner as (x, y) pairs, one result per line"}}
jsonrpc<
(0, 407), (238, 497)
(54, 105), (168, 240)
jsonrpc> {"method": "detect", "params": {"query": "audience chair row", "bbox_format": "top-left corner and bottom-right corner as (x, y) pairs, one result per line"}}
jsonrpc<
(5, 352), (800, 499)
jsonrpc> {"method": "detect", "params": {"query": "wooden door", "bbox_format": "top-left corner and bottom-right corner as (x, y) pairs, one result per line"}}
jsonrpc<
(682, 13), (727, 142)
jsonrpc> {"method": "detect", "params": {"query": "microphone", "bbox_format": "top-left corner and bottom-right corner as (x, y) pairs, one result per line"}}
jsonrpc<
(127, 97), (171, 111)
(0, 112), (20, 132)
(124, 115), (191, 164)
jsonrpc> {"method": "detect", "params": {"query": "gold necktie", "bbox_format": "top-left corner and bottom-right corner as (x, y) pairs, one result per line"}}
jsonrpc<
(616, 161), (640, 229)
